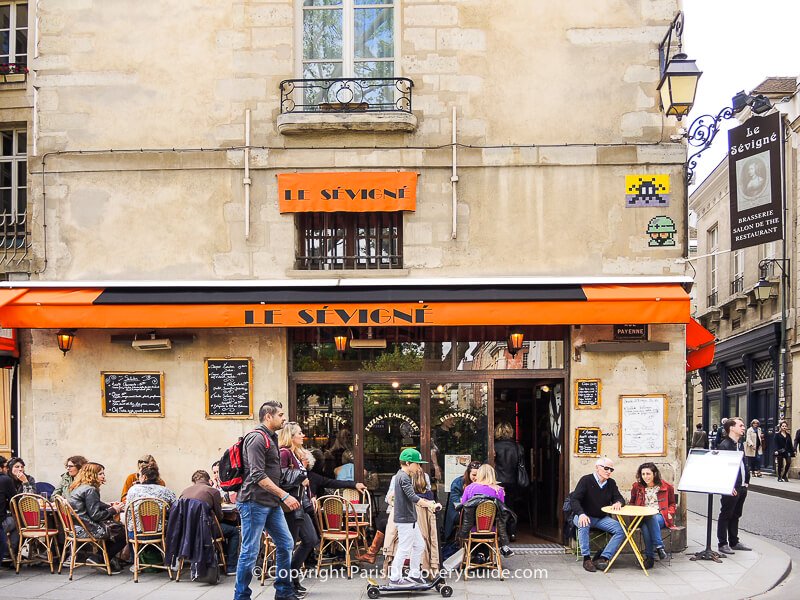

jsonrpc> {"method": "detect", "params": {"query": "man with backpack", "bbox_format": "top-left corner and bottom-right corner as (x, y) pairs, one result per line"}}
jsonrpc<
(234, 401), (301, 600)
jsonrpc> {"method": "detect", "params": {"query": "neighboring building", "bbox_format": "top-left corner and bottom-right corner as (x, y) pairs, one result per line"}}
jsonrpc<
(689, 76), (799, 471)
(0, 1), (699, 540)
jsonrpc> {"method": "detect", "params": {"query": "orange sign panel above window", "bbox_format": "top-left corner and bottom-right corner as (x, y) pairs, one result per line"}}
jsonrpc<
(278, 171), (418, 213)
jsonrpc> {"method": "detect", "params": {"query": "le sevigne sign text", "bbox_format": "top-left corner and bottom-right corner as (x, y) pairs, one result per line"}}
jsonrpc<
(244, 304), (433, 326)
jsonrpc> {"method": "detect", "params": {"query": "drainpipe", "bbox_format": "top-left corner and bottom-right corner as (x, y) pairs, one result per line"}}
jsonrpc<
(244, 109), (251, 240)
(451, 105), (458, 239)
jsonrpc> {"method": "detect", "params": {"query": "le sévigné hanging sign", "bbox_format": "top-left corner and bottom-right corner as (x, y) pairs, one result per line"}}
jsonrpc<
(278, 171), (418, 213)
(728, 112), (783, 250)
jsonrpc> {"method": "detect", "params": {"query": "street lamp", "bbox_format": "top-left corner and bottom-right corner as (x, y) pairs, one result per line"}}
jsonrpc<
(756, 258), (790, 420)
(56, 329), (75, 356)
(507, 329), (524, 358)
(657, 12), (702, 120)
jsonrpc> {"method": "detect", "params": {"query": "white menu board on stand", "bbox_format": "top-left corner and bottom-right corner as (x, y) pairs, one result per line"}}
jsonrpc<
(619, 394), (667, 456)
(678, 449), (744, 495)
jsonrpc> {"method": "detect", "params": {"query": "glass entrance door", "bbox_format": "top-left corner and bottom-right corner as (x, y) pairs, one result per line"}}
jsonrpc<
(296, 383), (355, 480)
(362, 383), (421, 499)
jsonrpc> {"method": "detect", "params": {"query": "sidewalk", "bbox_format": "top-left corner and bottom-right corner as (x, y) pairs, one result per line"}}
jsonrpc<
(747, 473), (800, 502)
(0, 511), (790, 600)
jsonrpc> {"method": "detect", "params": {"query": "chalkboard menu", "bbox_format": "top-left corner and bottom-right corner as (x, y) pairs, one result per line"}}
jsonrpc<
(574, 427), (601, 456)
(205, 358), (253, 419)
(102, 372), (164, 417)
(575, 379), (601, 409)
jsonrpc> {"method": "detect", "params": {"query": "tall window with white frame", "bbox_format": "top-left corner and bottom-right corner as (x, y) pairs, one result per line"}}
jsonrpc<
(302, 0), (395, 106)
(0, 128), (27, 250)
(707, 225), (718, 308)
(731, 249), (744, 294)
(0, 2), (28, 74)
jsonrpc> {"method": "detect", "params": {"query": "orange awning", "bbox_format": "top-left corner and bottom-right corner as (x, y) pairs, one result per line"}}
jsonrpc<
(686, 317), (716, 372)
(0, 283), (691, 329)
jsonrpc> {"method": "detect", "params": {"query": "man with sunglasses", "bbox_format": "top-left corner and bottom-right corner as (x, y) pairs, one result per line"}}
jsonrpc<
(570, 457), (626, 572)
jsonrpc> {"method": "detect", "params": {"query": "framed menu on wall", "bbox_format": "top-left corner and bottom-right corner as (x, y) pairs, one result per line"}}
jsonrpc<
(574, 427), (601, 457)
(101, 372), (164, 417)
(575, 379), (601, 409)
(205, 358), (253, 419)
(619, 394), (667, 456)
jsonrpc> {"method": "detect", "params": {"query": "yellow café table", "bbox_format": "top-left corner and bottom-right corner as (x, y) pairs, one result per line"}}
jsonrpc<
(601, 505), (658, 575)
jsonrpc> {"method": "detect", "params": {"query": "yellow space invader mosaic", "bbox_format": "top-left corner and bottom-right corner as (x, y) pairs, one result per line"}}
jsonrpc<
(625, 174), (670, 207)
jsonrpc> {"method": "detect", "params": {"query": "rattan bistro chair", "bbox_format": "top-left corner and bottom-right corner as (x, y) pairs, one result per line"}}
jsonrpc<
(315, 495), (359, 579)
(259, 529), (278, 585)
(126, 497), (173, 582)
(10, 493), (59, 574)
(52, 495), (113, 579)
(461, 500), (502, 580)
(336, 487), (373, 554)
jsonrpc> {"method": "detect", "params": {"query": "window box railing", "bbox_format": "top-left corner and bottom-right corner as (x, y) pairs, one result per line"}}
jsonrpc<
(0, 62), (28, 84)
(280, 77), (413, 114)
(707, 290), (718, 307)
(0, 212), (29, 263)
(730, 276), (744, 295)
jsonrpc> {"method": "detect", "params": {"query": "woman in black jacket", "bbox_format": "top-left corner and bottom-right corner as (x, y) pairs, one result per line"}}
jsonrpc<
(774, 421), (796, 482)
(68, 462), (126, 572)
(493, 422), (526, 539)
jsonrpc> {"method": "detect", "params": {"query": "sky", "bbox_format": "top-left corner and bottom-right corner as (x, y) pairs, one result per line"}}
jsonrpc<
(682, 0), (800, 188)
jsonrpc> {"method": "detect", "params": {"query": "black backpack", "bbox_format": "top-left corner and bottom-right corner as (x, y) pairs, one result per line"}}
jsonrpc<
(562, 492), (577, 544)
(218, 429), (270, 492)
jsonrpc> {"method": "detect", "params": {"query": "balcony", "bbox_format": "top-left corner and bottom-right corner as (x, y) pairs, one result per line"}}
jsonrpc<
(730, 276), (743, 295)
(707, 290), (718, 308)
(277, 77), (417, 135)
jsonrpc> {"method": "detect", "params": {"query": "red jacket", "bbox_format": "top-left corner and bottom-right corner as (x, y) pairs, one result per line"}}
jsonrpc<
(629, 480), (676, 527)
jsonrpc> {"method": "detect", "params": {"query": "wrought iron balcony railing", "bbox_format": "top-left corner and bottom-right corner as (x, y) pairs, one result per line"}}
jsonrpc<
(0, 212), (30, 264)
(280, 77), (413, 114)
(730, 276), (744, 295)
(707, 290), (718, 307)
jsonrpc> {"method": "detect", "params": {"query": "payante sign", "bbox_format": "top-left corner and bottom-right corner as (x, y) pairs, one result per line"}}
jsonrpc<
(278, 171), (418, 213)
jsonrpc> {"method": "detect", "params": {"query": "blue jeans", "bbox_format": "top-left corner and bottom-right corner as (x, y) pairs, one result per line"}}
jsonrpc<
(220, 521), (241, 572)
(573, 514), (625, 559)
(640, 513), (665, 558)
(235, 501), (294, 600)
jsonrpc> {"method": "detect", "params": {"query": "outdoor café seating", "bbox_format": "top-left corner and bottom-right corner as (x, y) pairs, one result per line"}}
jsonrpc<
(335, 487), (373, 554)
(10, 493), (59, 574)
(315, 494), (359, 578)
(461, 500), (502, 579)
(126, 497), (173, 582)
(52, 495), (114, 579)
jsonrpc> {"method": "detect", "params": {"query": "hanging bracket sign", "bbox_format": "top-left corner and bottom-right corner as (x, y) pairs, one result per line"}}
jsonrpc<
(728, 112), (784, 250)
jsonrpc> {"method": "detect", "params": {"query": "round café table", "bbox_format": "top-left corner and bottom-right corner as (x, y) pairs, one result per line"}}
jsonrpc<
(601, 505), (658, 575)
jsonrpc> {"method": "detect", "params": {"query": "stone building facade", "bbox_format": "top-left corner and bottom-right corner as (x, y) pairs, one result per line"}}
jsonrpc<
(689, 77), (799, 474)
(0, 0), (696, 540)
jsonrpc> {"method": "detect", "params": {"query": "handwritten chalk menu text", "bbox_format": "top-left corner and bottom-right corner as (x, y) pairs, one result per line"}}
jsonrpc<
(574, 427), (601, 456)
(575, 379), (601, 409)
(619, 394), (667, 456)
(102, 372), (164, 417)
(205, 358), (253, 419)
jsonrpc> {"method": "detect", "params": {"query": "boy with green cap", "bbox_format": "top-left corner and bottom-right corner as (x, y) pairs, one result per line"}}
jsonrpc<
(388, 448), (441, 587)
